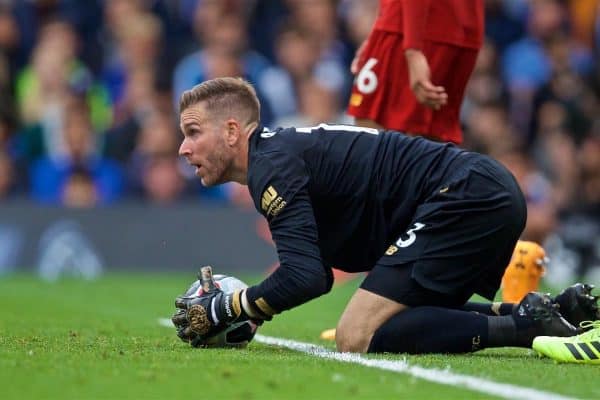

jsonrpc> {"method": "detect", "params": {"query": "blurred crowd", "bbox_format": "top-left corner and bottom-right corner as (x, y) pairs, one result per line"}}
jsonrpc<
(0, 0), (598, 275)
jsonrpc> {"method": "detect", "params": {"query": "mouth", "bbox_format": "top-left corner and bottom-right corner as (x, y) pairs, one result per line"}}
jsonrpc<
(188, 162), (202, 176)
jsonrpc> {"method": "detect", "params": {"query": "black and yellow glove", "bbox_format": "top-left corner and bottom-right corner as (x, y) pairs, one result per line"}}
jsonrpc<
(171, 266), (250, 346)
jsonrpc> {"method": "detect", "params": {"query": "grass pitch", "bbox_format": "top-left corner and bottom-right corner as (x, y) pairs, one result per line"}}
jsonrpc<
(1, 273), (598, 399)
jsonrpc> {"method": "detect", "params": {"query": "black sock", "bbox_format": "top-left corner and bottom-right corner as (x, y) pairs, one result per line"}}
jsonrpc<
(461, 302), (516, 316)
(367, 306), (489, 354)
(487, 305), (536, 348)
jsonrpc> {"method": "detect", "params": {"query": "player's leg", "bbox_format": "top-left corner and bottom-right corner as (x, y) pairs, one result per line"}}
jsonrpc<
(460, 301), (516, 316)
(335, 288), (405, 353)
(336, 262), (567, 354)
(336, 262), (490, 354)
(427, 43), (478, 144)
(355, 262), (577, 354)
(347, 30), (418, 133)
(352, 156), (577, 354)
(334, 270), (515, 352)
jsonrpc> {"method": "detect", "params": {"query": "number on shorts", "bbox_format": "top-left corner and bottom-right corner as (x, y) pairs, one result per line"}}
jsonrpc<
(356, 58), (379, 94)
(396, 223), (425, 248)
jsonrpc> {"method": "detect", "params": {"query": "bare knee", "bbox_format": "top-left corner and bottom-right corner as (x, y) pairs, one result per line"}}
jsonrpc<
(335, 320), (373, 353)
(335, 288), (405, 353)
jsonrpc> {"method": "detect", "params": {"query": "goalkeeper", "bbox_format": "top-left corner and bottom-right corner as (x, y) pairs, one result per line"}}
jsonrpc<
(172, 77), (598, 355)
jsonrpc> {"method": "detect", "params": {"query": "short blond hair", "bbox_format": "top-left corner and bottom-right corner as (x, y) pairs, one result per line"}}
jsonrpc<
(179, 77), (260, 125)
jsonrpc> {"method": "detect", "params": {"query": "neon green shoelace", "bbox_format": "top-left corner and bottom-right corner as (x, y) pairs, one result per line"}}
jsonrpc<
(578, 321), (600, 340)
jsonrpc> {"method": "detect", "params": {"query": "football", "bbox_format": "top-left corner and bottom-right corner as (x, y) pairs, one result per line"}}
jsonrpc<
(182, 274), (258, 348)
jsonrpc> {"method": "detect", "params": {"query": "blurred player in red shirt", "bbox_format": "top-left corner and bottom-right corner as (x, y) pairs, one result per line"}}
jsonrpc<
(347, 0), (484, 144)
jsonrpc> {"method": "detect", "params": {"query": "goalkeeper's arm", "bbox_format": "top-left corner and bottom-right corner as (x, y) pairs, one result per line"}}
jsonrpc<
(173, 193), (333, 341)
(242, 190), (334, 320)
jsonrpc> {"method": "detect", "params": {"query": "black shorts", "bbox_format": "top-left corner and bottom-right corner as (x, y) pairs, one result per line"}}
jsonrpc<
(361, 262), (474, 307)
(362, 154), (526, 304)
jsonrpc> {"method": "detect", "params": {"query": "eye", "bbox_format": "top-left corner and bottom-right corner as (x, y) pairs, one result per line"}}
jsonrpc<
(184, 128), (200, 138)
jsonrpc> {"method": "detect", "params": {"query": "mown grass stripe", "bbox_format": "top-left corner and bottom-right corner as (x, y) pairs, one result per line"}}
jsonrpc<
(157, 318), (579, 400)
(253, 334), (579, 400)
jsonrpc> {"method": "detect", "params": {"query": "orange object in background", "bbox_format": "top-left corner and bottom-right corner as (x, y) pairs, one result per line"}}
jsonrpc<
(501, 240), (548, 303)
(320, 328), (336, 341)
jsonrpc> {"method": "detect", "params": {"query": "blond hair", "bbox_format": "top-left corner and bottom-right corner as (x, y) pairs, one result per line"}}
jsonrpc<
(179, 77), (260, 125)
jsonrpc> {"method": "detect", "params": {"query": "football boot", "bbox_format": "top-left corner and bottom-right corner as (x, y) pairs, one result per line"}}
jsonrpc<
(553, 283), (600, 330)
(533, 321), (600, 364)
(513, 292), (578, 347)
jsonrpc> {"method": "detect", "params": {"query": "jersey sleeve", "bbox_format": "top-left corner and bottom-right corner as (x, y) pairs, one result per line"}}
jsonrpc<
(245, 151), (333, 319)
(401, 0), (432, 50)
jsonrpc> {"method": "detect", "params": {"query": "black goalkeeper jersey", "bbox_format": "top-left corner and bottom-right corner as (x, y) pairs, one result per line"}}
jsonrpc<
(244, 124), (469, 313)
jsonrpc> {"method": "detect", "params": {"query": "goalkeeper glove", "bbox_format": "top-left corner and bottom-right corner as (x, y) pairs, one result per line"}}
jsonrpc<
(171, 266), (251, 344)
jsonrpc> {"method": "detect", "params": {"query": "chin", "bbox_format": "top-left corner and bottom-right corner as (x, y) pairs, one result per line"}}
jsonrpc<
(199, 168), (228, 186)
(200, 176), (224, 187)
(200, 178), (213, 187)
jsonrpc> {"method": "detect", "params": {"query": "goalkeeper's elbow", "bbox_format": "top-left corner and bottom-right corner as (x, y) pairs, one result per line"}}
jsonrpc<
(296, 266), (334, 302)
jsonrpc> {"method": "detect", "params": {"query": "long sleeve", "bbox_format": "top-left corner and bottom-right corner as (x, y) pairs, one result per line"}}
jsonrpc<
(245, 189), (333, 315)
(245, 149), (334, 318)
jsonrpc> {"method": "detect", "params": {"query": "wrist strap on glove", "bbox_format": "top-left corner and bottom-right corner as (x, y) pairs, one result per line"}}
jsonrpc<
(216, 290), (246, 323)
(216, 290), (271, 324)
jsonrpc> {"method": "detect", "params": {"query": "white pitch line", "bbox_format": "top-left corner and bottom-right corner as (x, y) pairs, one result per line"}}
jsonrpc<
(157, 318), (578, 400)
(254, 334), (578, 400)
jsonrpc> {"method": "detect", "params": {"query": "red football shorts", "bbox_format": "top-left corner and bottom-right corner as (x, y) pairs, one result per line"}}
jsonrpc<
(347, 30), (479, 144)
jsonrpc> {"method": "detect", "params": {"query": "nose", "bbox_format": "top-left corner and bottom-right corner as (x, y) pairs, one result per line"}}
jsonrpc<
(178, 139), (191, 157)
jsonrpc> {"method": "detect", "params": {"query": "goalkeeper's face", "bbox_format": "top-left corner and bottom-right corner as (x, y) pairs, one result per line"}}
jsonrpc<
(179, 103), (235, 187)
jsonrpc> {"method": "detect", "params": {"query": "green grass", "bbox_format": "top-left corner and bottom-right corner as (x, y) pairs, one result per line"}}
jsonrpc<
(1, 274), (598, 399)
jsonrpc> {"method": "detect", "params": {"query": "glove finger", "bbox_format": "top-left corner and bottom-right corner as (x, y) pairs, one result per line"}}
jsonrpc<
(172, 310), (188, 326)
(190, 335), (207, 348)
(175, 296), (189, 309)
(177, 326), (195, 342)
(176, 326), (187, 340)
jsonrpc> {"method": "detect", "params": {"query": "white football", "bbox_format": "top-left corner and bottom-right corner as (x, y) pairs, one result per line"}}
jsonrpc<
(183, 274), (258, 348)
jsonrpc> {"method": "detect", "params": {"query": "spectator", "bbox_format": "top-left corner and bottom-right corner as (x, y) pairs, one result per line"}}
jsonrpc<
(578, 131), (600, 208)
(274, 77), (353, 128)
(101, 10), (163, 121)
(61, 165), (99, 208)
(461, 40), (508, 137)
(0, 150), (15, 199)
(125, 110), (180, 196)
(29, 94), (123, 205)
(501, 0), (593, 139)
(286, 0), (350, 94)
(484, 0), (525, 53)
(0, 7), (20, 104)
(0, 109), (21, 194)
(140, 153), (186, 205)
(260, 22), (329, 121)
(496, 147), (557, 244)
(14, 19), (112, 138)
(532, 103), (579, 211)
(464, 102), (519, 156)
(172, 9), (274, 124)
(0, 0), (593, 250)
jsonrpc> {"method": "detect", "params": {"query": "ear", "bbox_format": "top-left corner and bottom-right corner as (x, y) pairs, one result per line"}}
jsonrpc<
(224, 118), (241, 146)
